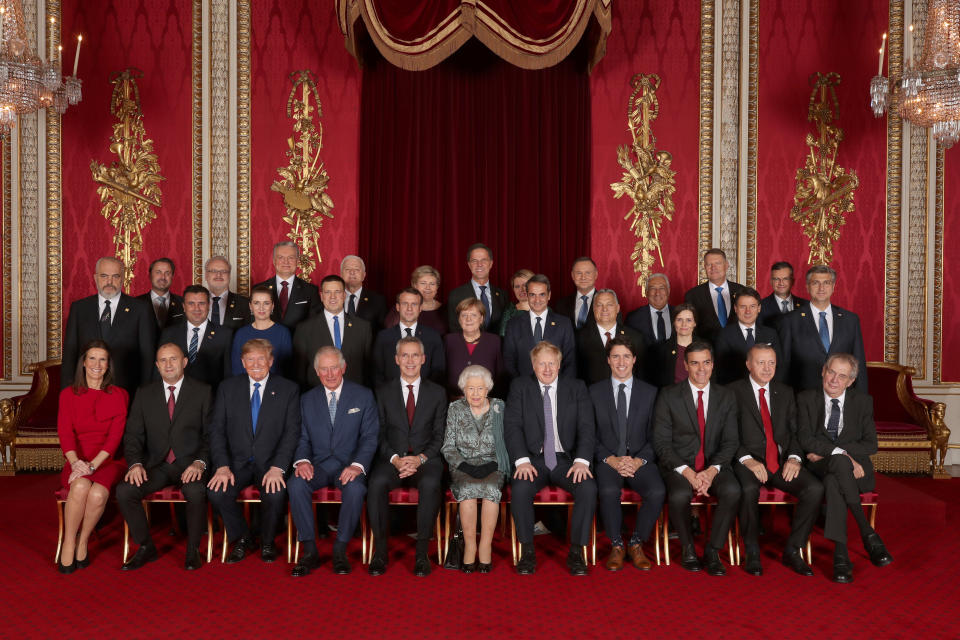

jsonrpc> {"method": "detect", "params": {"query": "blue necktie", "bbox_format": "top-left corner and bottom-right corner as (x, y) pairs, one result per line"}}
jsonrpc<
(716, 287), (727, 328)
(188, 327), (199, 363)
(542, 385), (556, 470)
(251, 382), (261, 434)
(826, 398), (841, 442)
(577, 295), (589, 328)
(333, 315), (342, 349)
(328, 390), (337, 424)
(479, 285), (491, 328)
(534, 316), (543, 343)
(818, 311), (830, 352)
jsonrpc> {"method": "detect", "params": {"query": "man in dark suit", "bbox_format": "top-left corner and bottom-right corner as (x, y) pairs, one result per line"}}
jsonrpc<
(797, 354), (892, 583)
(289, 346), (379, 576)
(683, 248), (745, 344)
(779, 265), (868, 392)
(341, 255), (388, 332)
(206, 338), (300, 564)
(158, 285), (232, 391)
(758, 261), (808, 330)
(505, 341), (596, 576)
(136, 258), (184, 330)
(62, 256), (157, 395)
(118, 343), (212, 571)
(204, 256), (251, 330)
(591, 337), (664, 571)
(372, 288), (445, 386)
(713, 287), (782, 385)
(626, 273), (673, 347)
(446, 243), (509, 334)
(554, 257), (598, 330)
(653, 341), (740, 576)
(576, 289), (645, 385)
(252, 241), (322, 330)
(731, 344), (822, 577)
(293, 275), (373, 389)
(367, 337), (447, 577)
(503, 274), (576, 380)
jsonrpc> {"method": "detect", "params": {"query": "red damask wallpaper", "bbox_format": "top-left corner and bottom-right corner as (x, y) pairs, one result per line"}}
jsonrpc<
(942, 153), (960, 382)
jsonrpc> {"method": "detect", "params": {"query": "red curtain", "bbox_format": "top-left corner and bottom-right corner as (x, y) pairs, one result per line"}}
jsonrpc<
(358, 40), (591, 298)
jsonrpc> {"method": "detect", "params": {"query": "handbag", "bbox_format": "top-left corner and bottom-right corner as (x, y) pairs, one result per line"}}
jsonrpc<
(443, 511), (464, 570)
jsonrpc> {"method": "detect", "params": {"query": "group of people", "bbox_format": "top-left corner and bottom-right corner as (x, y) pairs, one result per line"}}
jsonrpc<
(54, 242), (891, 583)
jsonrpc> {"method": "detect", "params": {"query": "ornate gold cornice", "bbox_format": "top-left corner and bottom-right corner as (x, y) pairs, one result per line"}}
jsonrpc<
(2, 139), (10, 380)
(237, 0), (251, 295)
(884, 0), (904, 364)
(933, 147), (944, 384)
(192, 0), (203, 284)
(45, 0), (62, 359)
(698, 0), (715, 279)
(745, 0), (758, 288)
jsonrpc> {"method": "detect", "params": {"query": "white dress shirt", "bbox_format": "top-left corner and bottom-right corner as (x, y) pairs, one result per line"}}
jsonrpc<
(249, 374), (269, 398)
(97, 293), (121, 323)
(596, 323), (617, 346)
(208, 292), (227, 325)
(398, 321), (418, 338)
(514, 380), (590, 469)
(150, 290), (170, 318)
(810, 303), (834, 344)
(774, 294), (795, 313)
(528, 309), (549, 336)
(324, 309), (346, 343)
(470, 279), (491, 300)
(738, 321), (758, 341)
(737, 377), (802, 464)
(275, 275), (295, 294)
(823, 390), (847, 455)
(649, 305), (671, 340)
(675, 382), (721, 474)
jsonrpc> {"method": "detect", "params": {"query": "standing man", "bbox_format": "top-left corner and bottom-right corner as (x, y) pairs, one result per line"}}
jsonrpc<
(683, 249), (745, 344)
(372, 288), (445, 386)
(779, 265), (867, 391)
(713, 287), (782, 385)
(62, 256), (156, 394)
(204, 255), (251, 330)
(731, 344), (822, 577)
(207, 339), (300, 564)
(626, 273), (673, 347)
(446, 243), (509, 334)
(653, 342), (740, 576)
(505, 342), (596, 576)
(758, 261), (808, 330)
(503, 275), (576, 380)
(136, 258), (183, 330)
(118, 343), (212, 571)
(159, 284), (232, 391)
(576, 289), (645, 385)
(252, 241), (322, 330)
(554, 257), (599, 330)
(288, 347), (379, 576)
(368, 337), (447, 576)
(591, 337), (664, 572)
(797, 354), (892, 583)
(341, 255), (388, 332)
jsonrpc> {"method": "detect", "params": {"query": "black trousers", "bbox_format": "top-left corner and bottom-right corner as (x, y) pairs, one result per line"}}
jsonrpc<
(596, 461), (665, 544)
(366, 457), (443, 550)
(207, 462), (287, 544)
(116, 463), (208, 549)
(510, 454), (597, 547)
(733, 461), (824, 551)
(806, 454), (874, 544)
(663, 467), (741, 551)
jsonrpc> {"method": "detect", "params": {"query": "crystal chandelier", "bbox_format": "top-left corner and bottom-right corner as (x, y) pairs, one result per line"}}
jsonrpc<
(870, 0), (960, 148)
(0, 0), (82, 139)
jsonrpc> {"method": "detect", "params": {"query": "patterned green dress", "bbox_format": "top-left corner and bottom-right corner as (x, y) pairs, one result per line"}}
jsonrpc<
(442, 398), (507, 502)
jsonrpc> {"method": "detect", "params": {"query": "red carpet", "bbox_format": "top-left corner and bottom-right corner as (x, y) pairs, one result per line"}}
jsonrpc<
(2, 473), (958, 639)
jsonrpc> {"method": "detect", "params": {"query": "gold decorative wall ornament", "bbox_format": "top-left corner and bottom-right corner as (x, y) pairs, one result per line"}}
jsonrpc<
(90, 68), (165, 291)
(270, 70), (334, 279)
(610, 73), (676, 295)
(790, 72), (859, 266)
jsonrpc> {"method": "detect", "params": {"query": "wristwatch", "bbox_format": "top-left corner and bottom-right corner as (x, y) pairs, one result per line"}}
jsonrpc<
(418, 454), (427, 466)
(88, 462), (97, 473)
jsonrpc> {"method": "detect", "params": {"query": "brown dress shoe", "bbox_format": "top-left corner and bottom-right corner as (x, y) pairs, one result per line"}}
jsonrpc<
(605, 545), (626, 571)
(627, 544), (652, 570)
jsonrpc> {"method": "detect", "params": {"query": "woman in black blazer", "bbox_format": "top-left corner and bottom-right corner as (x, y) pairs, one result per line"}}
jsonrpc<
(649, 303), (699, 387)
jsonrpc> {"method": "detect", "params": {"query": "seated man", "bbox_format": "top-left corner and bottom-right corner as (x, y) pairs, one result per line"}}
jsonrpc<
(206, 339), (300, 564)
(731, 344), (822, 577)
(797, 353), (892, 583)
(289, 347), (379, 577)
(118, 343), (212, 571)
(590, 337), (665, 571)
(505, 341), (596, 576)
(653, 341), (740, 576)
(368, 337), (447, 577)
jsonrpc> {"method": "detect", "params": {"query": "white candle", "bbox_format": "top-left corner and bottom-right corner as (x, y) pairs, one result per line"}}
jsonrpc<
(1, 8), (6, 54)
(49, 17), (55, 62)
(72, 35), (82, 76)
(878, 33), (887, 76)
(908, 24), (914, 66)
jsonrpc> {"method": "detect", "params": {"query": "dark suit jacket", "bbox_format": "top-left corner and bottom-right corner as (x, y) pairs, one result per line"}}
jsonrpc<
(208, 374), (301, 471)
(136, 292), (184, 330)
(253, 276), (321, 330)
(375, 378), (447, 464)
(796, 387), (877, 480)
(214, 291), (252, 330)
(626, 304), (673, 346)
(504, 375), (595, 464)
(443, 332), (505, 397)
(373, 324), (445, 386)
(447, 281), (509, 335)
(683, 281), (745, 344)
(778, 305), (868, 392)
(758, 293), (808, 331)
(292, 313), (373, 388)
(503, 310), (576, 380)
(648, 337), (690, 388)
(124, 376), (212, 474)
(295, 380), (379, 476)
(575, 323), (646, 386)
(158, 322), (233, 391)
(62, 293), (157, 394)
(590, 376), (658, 463)
(653, 381), (738, 471)
(348, 289), (388, 332)
(712, 322), (783, 385)
(729, 378), (800, 466)
(554, 291), (596, 329)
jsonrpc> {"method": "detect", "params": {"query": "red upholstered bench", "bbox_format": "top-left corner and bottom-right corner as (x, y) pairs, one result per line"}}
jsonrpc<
(122, 487), (214, 564)
(289, 487), (368, 563)
(660, 495), (736, 566)
(504, 485), (597, 567)
(619, 488), (663, 566)
(362, 487), (442, 564)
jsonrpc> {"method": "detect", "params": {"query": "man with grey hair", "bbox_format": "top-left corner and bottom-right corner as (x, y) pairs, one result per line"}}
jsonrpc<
(252, 241), (321, 330)
(626, 273), (674, 347)
(779, 265), (867, 391)
(576, 289), (645, 385)
(341, 254), (388, 331)
(203, 255), (251, 330)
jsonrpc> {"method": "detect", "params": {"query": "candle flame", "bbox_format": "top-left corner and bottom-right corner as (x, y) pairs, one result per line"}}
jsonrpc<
(909, 24), (914, 33)
(78, 35), (83, 42)
(883, 33), (887, 40)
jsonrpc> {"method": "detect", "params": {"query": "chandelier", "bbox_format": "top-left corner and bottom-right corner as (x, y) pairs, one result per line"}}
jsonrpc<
(870, 0), (960, 148)
(0, 0), (82, 139)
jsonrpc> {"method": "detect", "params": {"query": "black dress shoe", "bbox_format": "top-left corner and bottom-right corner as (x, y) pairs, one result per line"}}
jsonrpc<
(184, 548), (203, 571)
(57, 559), (77, 574)
(703, 548), (726, 576)
(461, 561), (477, 574)
(368, 554), (387, 576)
(680, 545), (701, 572)
(225, 536), (257, 564)
(516, 548), (536, 575)
(261, 543), (277, 563)
(567, 548), (588, 576)
(332, 549), (351, 574)
(414, 554), (431, 577)
(122, 543), (158, 571)
(781, 549), (814, 576)
(863, 533), (893, 567)
(478, 562), (492, 574)
(742, 550), (762, 576)
(291, 552), (321, 577)
(833, 558), (854, 583)
(75, 554), (90, 570)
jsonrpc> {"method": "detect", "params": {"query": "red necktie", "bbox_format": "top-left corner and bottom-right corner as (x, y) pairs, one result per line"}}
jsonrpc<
(758, 388), (779, 473)
(279, 280), (290, 317)
(406, 384), (415, 426)
(695, 390), (706, 471)
(604, 331), (612, 346)
(165, 386), (176, 463)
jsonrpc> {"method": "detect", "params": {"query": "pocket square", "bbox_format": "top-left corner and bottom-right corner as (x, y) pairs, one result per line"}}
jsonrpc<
(295, 300), (308, 305)
(347, 407), (360, 414)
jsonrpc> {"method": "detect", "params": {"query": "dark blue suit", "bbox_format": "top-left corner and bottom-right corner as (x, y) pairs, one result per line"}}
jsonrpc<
(503, 310), (576, 380)
(778, 305), (867, 392)
(288, 380), (379, 545)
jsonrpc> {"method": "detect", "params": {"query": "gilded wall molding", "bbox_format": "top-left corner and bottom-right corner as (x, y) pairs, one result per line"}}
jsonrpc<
(698, 0), (715, 278)
(932, 147), (944, 384)
(718, 0), (740, 275)
(192, 0), (203, 284)
(45, 0), (63, 359)
(208, 0), (230, 259)
(883, 0), (904, 364)
(18, 2), (40, 374)
(2, 140), (10, 380)
(745, 0), (758, 288)
(236, 0), (251, 295)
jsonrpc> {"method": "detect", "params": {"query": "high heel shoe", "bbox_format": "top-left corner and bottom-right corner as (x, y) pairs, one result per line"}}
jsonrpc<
(57, 558), (77, 574)
(477, 561), (492, 573)
(75, 554), (90, 569)
(461, 561), (477, 574)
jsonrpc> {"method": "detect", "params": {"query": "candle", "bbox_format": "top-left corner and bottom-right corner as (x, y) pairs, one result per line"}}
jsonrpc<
(72, 35), (82, 76)
(908, 24), (914, 66)
(878, 33), (887, 76)
(58, 45), (62, 71)
(0, 8), (6, 55)
(49, 17), (55, 62)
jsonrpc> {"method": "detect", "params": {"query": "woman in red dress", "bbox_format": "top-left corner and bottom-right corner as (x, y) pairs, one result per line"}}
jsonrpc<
(57, 340), (128, 573)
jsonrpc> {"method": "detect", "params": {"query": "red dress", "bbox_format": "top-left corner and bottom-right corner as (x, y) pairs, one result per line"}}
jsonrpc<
(57, 386), (128, 490)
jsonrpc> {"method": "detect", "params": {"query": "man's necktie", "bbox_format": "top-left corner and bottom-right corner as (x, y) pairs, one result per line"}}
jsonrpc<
(479, 286), (491, 327)
(781, 299), (790, 314)
(577, 295), (589, 329)
(716, 287), (727, 328)
(251, 382), (261, 434)
(542, 385), (557, 470)
(405, 327), (413, 338)
(656, 310), (666, 342)
(155, 297), (167, 326)
(210, 296), (221, 327)
(165, 386), (177, 463)
(695, 390), (706, 471)
(534, 316), (543, 343)
(826, 398), (841, 442)
(758, 388), (779, 473)
(328, 390), (337, 424)
(616, 383), (628, 456)
(745, 327), (755, 347)
(406, 384), (415, 426)
(604, 331), (612, 346)
(333, 315), (342, 349)
(100, 299), (112, 337)
(348, 293), (357, 316)
(279, 281), (290, 317)
(818, 311), (830, 352)
(188, 327), (199, 364)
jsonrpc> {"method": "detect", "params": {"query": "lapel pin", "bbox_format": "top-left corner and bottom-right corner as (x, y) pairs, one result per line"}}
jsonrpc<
(671, 350), (676, 355)
(124, 308), (129, 312)
(550, 321), (556, 326)
(271, 391), (275, 396)
(348, 322), (353, 327)
(363, 297), (368, 302)
(800, 312), (806, 317)
(209, 331), (215, 336)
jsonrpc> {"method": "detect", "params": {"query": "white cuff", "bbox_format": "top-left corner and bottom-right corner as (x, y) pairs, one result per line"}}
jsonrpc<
(351, 462), (366, 474)
(675, 464), (688, 474)
(515, 457), (531, 467)
(294, 458), (310, 467)
(738, 455), (754, 464)
(830, 447), (846, 456)
(573, 458), (590, 468)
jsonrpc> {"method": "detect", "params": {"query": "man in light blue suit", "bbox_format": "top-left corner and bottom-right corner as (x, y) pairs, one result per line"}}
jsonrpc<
(288, 346), (379, 577)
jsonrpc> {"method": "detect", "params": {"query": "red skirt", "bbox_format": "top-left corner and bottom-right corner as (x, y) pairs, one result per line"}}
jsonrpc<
(60, 459), (126, 492)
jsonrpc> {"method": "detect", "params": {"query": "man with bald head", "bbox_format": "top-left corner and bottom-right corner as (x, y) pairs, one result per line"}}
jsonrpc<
(203, 256), (251, 330)
(341, 255), (388, 332)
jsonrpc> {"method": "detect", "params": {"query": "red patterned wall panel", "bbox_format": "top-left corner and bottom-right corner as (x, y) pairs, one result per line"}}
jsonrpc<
(942, 153), (960, 382)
